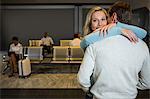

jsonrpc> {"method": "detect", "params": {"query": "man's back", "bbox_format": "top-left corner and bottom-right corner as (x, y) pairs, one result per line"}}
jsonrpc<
(78, 35), (150, 99)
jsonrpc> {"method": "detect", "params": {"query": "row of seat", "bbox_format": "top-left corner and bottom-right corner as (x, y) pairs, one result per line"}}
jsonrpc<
(53, 46), (84, 61)
(23, 46), (84, 62)
(24, 40), (84, 63)
(28, 40), (73, 47)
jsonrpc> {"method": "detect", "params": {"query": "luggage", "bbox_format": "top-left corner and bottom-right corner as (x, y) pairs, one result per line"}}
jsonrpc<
(18, 57), (31, 78)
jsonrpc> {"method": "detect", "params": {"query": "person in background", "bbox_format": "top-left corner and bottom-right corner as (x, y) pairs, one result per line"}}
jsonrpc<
(80, 2), (147, 50)
(70, 33), (81, 46)
(8, 36), (22, 77)
(41, 32), (54, 56)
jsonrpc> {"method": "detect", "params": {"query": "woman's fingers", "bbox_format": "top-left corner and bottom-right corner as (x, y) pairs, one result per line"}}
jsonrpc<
(100, 23), (116, 37)
(127, 30), (138, 43)
(100, 25), (109, 37)
(126, 33), (133, 42)
(122, 29), (138, 43)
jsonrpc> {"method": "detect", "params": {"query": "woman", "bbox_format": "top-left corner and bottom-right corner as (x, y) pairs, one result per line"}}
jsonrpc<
(80, 6), (147, 49)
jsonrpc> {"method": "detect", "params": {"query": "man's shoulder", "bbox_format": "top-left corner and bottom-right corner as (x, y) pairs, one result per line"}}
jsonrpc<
(10, 43), (14, 47)
(18, 43), (22, 46)
(47, 36), (52, 39)
(73, 38), (81, 41)
(41, 37), (45, 40)
(137, 38), (148, 49)
(92, 35), (122, 46)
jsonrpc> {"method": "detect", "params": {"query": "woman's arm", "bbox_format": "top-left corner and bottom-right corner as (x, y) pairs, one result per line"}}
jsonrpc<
(80, 31), (101, 50)
(80, 27), (122, 50)
(80, 22), (147, 50)
(116, 22), (147, 39)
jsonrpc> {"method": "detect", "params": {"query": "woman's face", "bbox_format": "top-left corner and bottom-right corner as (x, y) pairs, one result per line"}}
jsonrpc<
(91, 11), (107, 31)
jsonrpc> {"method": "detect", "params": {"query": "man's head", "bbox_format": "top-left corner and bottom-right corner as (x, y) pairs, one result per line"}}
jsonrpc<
(43, 32), (48, 38)
(12, 36), (19, 45)
(74, 33), (81, 39)
(108, 1), (131, 24)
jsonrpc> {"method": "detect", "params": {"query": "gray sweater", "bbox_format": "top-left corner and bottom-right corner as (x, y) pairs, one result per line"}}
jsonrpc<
(78, 35), (150, 99)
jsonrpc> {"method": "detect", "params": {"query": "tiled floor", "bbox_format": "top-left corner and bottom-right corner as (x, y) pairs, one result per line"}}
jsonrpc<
(0, 73), (80, 88)
(0, 56), (81, 88)
(0, 63), (84, 99)
(0, 74), (79, 88)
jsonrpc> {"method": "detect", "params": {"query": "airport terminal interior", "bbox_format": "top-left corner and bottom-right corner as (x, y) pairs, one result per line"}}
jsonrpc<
(0, 0), (150, 98)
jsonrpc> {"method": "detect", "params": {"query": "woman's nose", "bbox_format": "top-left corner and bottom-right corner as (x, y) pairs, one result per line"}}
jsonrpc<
(98, 20), (102, 26)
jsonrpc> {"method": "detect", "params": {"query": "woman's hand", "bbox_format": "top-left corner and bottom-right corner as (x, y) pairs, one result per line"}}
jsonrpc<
(92, 23), (116, 36)
(100, 23), (116, 36)
(93, 23), (116, 36)
(121, 29), (138, 43)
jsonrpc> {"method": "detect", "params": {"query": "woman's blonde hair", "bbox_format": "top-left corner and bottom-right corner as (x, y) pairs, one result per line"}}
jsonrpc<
(83, 6), (108, 36)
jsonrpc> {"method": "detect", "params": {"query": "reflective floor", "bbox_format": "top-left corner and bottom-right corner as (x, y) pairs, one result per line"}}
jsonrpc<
(0, 62), (80, 89)
(0, 73), (80, 88)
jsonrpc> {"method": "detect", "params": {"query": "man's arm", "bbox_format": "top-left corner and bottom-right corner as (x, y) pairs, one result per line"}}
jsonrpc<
(9, 44), (12, 52)
(77, 45), (96, 92)
(49, 37), (54, 45)
(19, 44), (23, 54)
(116, 22), (147, 39)
(40, 38), (44, 45)
(137, 46), (150, 89)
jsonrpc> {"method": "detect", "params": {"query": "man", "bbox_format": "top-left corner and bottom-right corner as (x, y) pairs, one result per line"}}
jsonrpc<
(41, 32), (54, 56)
(70, 33), (81, 46)
(78, 1), (150, 98)
(8, 36), (22, 77)
(77, 35), (150, 98)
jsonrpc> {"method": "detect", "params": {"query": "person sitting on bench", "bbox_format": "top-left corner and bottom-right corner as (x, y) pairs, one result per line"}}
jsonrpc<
(41, 32), (54, 56)
(8, 36), (23, 77)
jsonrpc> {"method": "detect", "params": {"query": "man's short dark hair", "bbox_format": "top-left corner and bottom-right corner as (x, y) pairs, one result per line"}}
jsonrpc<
(74, 33), (80, 38)
(108, 1), (131, 23)
(12, 36), (18, 41)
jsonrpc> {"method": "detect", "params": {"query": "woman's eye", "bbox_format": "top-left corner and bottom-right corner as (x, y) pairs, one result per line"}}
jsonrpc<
(92, 20), (97, 22)
(101, 18), (106, 21)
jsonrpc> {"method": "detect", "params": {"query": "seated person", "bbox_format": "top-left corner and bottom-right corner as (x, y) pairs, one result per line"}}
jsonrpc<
(70, 33), (81, 46)
(41, 32), (54, 55)
(8, 36), (23, 77)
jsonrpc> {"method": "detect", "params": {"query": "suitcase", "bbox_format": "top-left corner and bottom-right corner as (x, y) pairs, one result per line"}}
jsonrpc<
(18, 57), (31, 78)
